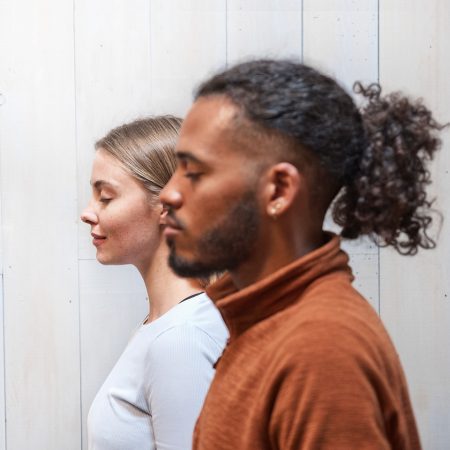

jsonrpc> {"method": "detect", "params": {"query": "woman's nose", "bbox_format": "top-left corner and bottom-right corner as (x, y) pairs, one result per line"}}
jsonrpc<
(80, 207), (98, 225)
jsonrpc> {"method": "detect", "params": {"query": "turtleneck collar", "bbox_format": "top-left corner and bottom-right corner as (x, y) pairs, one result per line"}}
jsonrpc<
(206, 233), (353, 341)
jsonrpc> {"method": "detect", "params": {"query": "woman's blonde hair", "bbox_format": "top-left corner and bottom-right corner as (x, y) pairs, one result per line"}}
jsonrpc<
(95, 116), (182, 197)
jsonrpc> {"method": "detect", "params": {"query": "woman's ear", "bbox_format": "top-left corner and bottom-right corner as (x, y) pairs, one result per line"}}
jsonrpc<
(264, 162), (301, 219)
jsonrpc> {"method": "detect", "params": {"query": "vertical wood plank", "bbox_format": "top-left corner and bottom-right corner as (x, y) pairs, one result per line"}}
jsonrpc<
(227, 0), (303, 64)
(149, 0), (227, 116)
(0, 275), (5, 450)
(0, 2), (446, 449)
(303, 0), (380, 310)
(0, 40), (5, 445)
(303, 0), (378, 90)
(75, 0), (153, 261)
(76, 3), (227, 448)
(79, 262), (147, 450)
(74, 1), (154, 448)
(0, 0), (80, 448)
(379, 1), (450, 448)
(348, 253), (379, 311)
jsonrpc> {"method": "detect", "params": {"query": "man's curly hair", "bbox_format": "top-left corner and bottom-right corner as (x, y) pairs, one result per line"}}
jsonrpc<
(196, 59), (445, 255)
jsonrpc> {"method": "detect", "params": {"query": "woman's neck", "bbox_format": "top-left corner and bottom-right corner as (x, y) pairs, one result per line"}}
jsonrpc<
(137, 242), (203, 323)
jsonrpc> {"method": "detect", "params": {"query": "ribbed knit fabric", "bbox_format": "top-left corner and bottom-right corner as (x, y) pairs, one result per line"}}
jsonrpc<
(88, 293), (228, 450)
(195, 234), (421, 450)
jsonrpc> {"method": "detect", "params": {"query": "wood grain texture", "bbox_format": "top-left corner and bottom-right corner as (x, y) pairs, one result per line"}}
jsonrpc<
(227, 0), (303, 64)
(75, 0), (153, 261)
(0, 1), (449, 448)
(379, 1), (450, 448)
(303, 0), (378, 90)
(0, 48), (4, 446)
(73, 2), (154, 448)
(0, 275), (5, 450)
(79, 261), (147, 450)
(77, 2), (227, 448)
(149, 0), (227, 117)
(0, 0), (80, 448)
(348, 253), (379, 312)
(303, 0), (380, 311)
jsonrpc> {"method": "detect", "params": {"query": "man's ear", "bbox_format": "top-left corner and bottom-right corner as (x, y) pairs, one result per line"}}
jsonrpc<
(263, 162), (302, 219)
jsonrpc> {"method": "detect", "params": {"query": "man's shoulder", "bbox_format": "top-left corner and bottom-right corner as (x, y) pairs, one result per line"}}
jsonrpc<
(267, 285), (394, 367)
(285, 276), (381, 332)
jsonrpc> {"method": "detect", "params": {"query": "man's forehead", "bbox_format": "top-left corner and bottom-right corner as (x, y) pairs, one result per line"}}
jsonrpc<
(174, 96), (243, 163)
(184, 95), (239, 133)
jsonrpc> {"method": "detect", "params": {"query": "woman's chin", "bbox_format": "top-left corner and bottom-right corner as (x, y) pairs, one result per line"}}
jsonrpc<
(96, 252), (116, 265)
(96, 252), (132, 266)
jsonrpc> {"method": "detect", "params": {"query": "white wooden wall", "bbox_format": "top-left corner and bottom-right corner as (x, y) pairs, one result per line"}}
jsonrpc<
(0, 1), (448, 449)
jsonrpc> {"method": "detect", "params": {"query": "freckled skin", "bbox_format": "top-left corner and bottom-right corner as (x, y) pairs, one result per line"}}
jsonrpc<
(81, 149), (161, 272)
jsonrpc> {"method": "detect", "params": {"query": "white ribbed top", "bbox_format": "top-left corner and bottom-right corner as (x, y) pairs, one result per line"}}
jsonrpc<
(87, 293), (228, 450)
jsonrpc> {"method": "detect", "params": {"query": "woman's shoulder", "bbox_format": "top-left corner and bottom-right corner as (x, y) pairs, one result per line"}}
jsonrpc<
(160, 293), (228, 347)
(140, 297), (228, 377)
(139, 293), (228, 351)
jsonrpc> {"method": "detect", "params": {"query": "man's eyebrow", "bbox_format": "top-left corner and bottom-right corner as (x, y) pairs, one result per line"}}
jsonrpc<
(175, 151), (202, 164)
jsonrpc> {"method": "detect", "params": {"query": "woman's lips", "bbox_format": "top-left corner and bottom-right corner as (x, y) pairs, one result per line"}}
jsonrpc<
(91, 233), (107, 247)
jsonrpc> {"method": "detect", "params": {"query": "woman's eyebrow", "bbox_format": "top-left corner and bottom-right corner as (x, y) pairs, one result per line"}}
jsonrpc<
(90, 179), (119, 189)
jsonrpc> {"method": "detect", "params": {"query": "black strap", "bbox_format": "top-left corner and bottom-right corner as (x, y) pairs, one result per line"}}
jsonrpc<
(179, 291), (204, 304)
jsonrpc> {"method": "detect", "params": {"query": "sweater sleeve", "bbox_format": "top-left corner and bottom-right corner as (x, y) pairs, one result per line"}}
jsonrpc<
(269, 319), (397, 450)
(145, 323), (222, 450)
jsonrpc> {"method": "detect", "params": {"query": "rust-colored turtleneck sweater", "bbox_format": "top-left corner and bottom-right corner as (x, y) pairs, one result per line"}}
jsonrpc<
(195, 234), (420, 450)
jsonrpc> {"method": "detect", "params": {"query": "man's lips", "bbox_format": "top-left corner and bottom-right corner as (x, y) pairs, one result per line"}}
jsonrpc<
(91, 232), (107, 247)
(163, 225), (180, 239)
(162, 212), (183, 229)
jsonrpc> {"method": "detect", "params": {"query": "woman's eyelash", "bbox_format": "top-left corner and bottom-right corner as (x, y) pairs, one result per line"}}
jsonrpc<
(99, 197), (112, 203)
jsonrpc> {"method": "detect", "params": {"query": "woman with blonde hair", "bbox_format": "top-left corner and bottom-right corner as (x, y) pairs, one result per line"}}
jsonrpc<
(81, 116), (228, 450)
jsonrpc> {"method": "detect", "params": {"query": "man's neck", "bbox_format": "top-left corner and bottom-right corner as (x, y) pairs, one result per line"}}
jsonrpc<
(230, 229), (326, 290)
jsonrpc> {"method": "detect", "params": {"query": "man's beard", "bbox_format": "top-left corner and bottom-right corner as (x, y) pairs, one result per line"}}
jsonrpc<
(168, 191), (260, 278)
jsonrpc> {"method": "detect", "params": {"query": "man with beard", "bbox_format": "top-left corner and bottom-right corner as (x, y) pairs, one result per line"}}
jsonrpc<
(160, 59), (443, 449)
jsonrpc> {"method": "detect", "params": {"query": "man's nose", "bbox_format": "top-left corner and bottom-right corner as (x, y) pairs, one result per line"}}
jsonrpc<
(160, 178), (183, 210)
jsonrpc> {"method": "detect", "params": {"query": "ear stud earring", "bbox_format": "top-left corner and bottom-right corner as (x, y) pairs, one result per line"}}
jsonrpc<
(270, 202), (281, 219)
